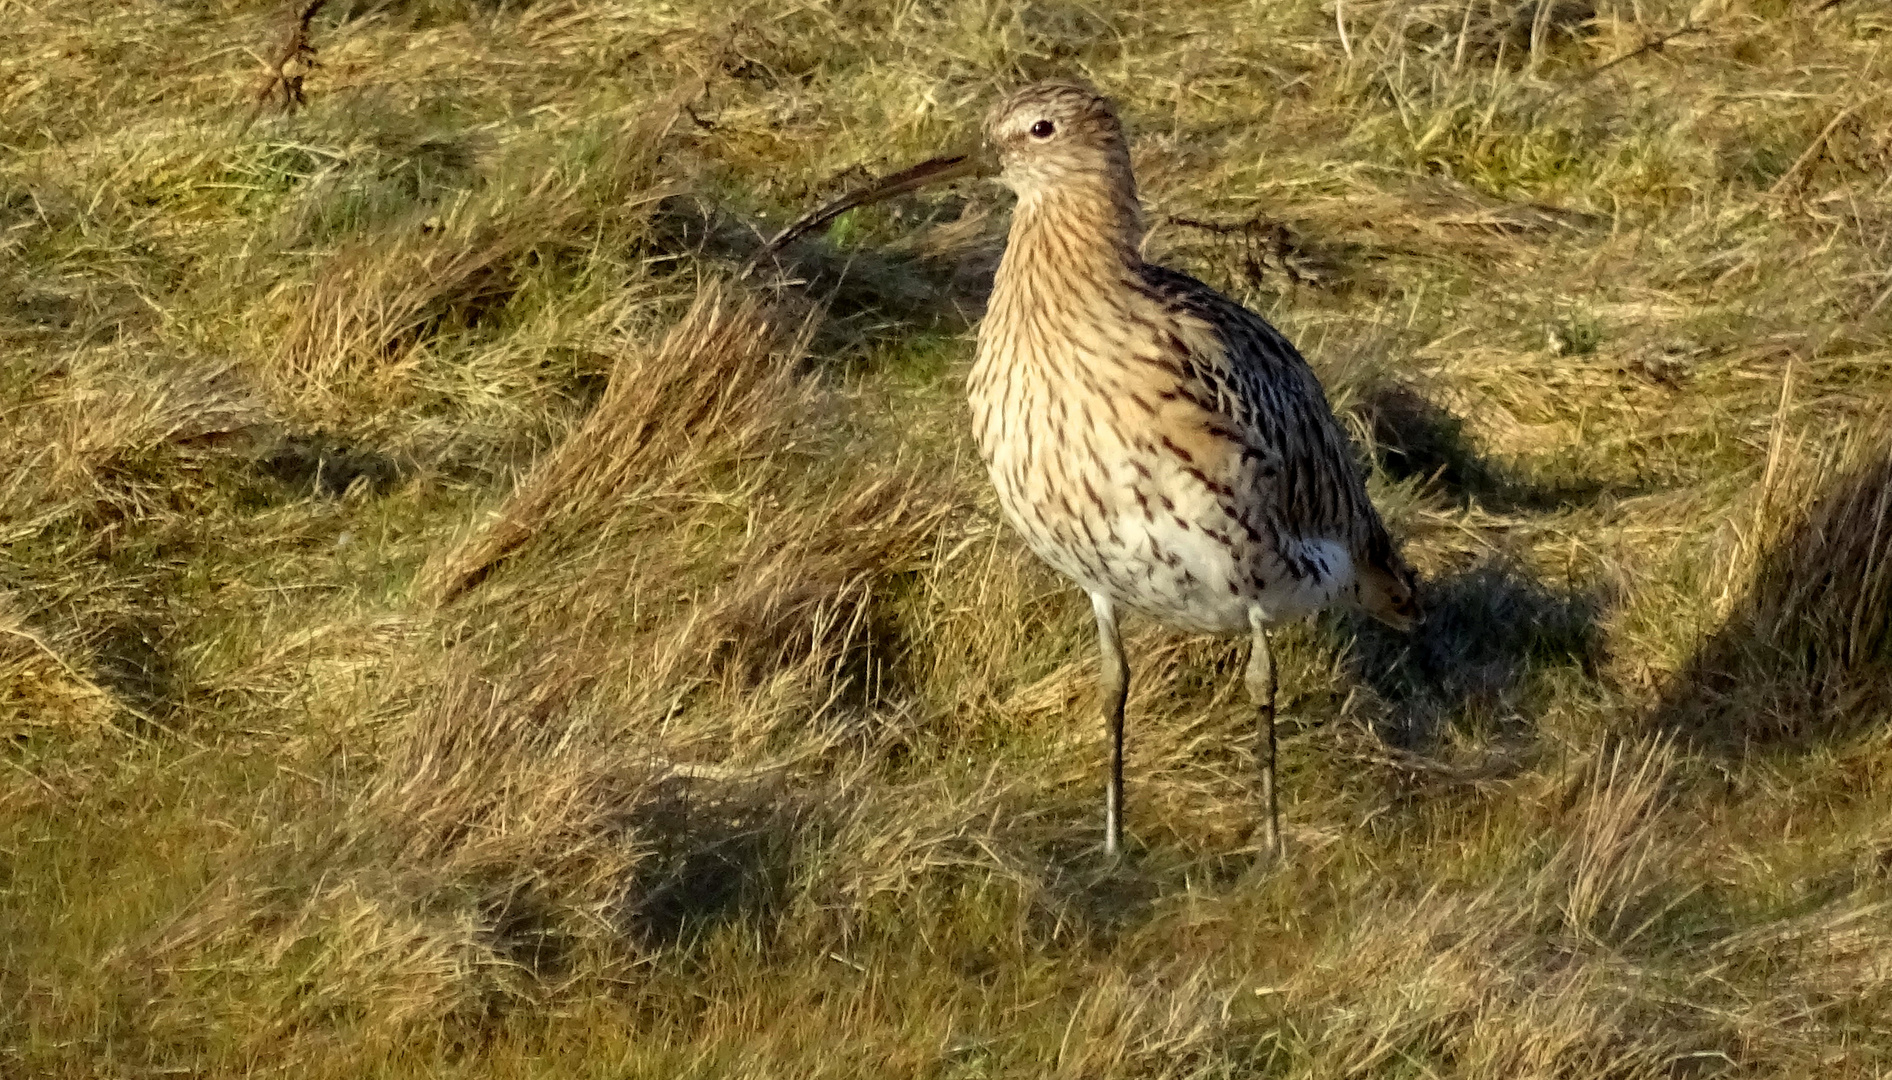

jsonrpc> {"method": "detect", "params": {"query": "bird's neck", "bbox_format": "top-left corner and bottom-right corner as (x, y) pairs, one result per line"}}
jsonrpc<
(997, 177), (1145, 299)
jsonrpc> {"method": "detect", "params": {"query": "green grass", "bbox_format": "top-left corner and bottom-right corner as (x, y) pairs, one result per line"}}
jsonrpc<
(5, 0), (1892, 1076)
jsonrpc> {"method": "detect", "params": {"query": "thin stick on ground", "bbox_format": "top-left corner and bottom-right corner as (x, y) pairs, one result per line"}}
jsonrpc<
(1767, 91), (1891, 198)
(250, 0), (330, 116)
(1572, 18), (1708, 84)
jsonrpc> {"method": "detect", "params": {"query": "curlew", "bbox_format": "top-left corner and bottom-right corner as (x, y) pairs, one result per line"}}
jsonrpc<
(753, 82), (1422, 859)
(966, 82), (1420, 859)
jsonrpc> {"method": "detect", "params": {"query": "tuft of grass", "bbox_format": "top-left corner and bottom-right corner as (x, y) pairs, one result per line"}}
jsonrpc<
(1657, 414), (1892, 746)
(425, 281), (819, 603)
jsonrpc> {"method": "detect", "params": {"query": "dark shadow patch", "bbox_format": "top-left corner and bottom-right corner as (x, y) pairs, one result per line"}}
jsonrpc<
(8, 287), (90, 331)
(404, 261), (519, 345)
(480, 881), (575, 979)
(1018, 2), (1120, 60)
(0, 279), (156, 346)
(254, 432), (405, 499)
(1650, 442), (1892, 751)
(708, 594), (924, 737)
(272, 133), (482, 247)
(616, 771), (805, 948)
(1398, 0), (1597, 69)
(324, 0), (522, 23)
(1341, 560), (1604, 749)
(1363, 382), (1649, 511)
(384, 137), (476, 190)
(1035, 855), (1162, 939)
(89, 617), (179, 729)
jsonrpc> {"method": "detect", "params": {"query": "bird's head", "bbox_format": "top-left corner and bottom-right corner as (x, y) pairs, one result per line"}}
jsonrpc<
(983, 81), (1133, 201)
(741, 81), (1140, 274)
(1357, 552), (1423, 633)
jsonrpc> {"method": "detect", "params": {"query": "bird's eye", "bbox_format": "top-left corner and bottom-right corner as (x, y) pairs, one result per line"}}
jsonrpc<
(1029, 119), (1055, 139)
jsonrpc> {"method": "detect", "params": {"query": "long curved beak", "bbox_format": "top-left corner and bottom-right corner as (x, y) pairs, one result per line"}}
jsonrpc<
(743, 146), (993, 275)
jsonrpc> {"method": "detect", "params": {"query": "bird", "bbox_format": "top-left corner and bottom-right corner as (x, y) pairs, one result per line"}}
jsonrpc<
(964, 81), (1421, 859)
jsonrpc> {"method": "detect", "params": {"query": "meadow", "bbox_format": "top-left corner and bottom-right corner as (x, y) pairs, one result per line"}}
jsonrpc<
(3, 0), (1891, 1075)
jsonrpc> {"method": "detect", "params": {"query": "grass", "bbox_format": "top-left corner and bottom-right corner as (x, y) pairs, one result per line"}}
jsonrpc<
(4, 0), (1892, 1075)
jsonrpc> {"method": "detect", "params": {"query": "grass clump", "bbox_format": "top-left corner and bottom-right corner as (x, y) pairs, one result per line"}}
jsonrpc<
(1658, 416), (1892, 746)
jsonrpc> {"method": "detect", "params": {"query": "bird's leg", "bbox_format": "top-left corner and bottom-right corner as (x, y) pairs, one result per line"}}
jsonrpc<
(1091, 592), (1129, 859)
(1246, 611), (1280, 862)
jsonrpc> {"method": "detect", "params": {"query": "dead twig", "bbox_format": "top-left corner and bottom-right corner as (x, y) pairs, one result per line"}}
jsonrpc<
(1528, 16), (1713, 114)
(1582, 19), (1708, 81)
(250, 0), (330, 117)
(1767, 91), (1890, 198)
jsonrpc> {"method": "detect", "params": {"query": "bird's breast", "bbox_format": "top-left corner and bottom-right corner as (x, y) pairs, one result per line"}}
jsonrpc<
(970, 293), (1360, 630)
(969, 322), (1261, 631)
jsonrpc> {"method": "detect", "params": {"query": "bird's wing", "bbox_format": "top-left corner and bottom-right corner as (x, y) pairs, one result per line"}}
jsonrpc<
(1134, 264), (1419, 627)
(1132, 263), (1379, 547)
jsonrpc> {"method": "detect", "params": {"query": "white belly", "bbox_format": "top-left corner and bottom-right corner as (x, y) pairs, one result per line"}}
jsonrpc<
(991, 470), (1357, 635)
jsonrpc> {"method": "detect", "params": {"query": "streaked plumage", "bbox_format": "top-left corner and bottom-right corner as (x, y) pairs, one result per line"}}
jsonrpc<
(968, 82), (1420, 858)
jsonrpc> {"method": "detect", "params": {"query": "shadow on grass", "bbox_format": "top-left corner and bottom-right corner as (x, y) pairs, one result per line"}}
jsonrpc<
(254, 431), (407, 500)
(89, 616), (180, 730)
(1364, 382), (1650, 512)
(615, 776), (1167, 959)
(1341, 560), (1605, 750)
(1011, 830), (1166, 937)
(465, 771), (808, 971)
(1648, 442), (1892, 753)
(613, 770), (807, 949)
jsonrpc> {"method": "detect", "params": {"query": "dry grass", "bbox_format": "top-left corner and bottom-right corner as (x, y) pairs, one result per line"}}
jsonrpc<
(4, 0), (1892, 1076)
(424, 281), (819, 601)
(1658, 412), (1892, 745)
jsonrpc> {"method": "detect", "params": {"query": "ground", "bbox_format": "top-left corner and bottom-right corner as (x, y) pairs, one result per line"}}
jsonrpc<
(3, 0), (1891, 1076)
